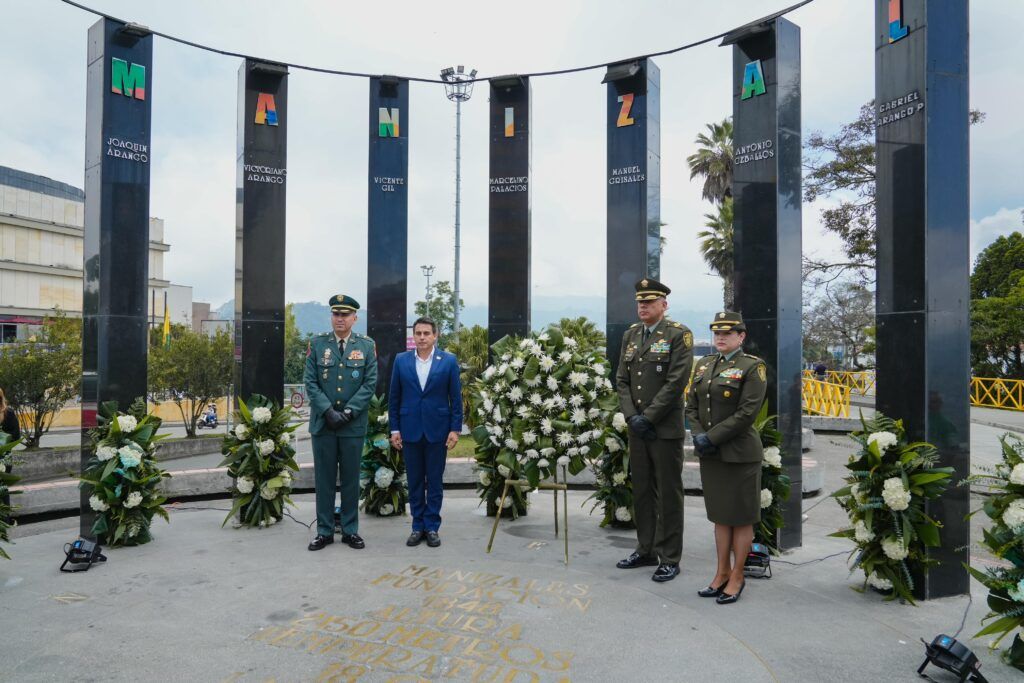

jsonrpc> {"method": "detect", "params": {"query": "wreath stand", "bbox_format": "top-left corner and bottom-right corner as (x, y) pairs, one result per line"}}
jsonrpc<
(486, 465), (569, 565)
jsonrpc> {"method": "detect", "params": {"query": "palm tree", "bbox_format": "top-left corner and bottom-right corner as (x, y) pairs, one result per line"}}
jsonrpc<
(686, 119), (733, 205)
(556, 317), (607, 351)
(444, 325), (488, 428)
(697, 197), (734, 309)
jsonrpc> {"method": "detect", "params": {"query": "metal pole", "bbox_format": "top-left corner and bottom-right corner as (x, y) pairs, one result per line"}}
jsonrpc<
(453, 99), (462, 335)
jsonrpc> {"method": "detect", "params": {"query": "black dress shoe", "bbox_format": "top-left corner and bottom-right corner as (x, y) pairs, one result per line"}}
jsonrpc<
(716, 581), (746, 604)
(426, 531), (441, 548)
(651, 563), (680, 583)
(406, 531), (425, 547)
(616, 551), (659, 569)
(698, 583), (726, 598)
(308, 534), (334, 551)
(341, 533), (365, 549)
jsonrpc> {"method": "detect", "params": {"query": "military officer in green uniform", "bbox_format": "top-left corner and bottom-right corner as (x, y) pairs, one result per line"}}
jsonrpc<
(686, 312), (767, 604)
(614, 278), (694, 582)
(304, 294), (378, 551)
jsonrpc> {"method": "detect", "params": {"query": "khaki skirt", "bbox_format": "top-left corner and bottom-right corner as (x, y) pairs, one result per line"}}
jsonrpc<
(699, 457), (762, 526)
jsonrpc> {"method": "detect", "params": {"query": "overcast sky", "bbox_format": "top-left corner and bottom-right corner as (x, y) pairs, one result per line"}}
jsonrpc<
(1, 0), (1021, 313)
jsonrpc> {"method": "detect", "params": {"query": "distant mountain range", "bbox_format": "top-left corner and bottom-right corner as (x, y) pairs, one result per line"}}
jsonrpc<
(215, 297), (718, 342)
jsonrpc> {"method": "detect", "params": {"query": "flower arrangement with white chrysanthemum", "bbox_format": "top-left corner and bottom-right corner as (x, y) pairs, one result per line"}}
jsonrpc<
(0, 434), (22, 559)
(830, 413), (952, 604)
(79, 399), (171, 547)
(359, 394), (408, 517)
(964, 433), (1024, 672)
(754, 404), (792, 554)
(470, 323), (619, 519)
(585, 408), (633, 528)
(219, 395), (299, 528)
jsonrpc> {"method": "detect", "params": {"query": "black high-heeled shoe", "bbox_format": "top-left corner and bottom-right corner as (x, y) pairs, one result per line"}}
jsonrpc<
(716, 580), (745, 604)
(697, 582), (726, 598)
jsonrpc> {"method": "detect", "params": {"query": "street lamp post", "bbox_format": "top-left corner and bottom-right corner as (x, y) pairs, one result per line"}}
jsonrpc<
(421, 264), (435, 318)
(440, 65), (476, 336)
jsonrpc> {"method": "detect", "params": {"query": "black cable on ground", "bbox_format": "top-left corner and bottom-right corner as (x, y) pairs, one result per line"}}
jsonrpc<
(56, 0), (814, 83)
(773, 550), (848, 567)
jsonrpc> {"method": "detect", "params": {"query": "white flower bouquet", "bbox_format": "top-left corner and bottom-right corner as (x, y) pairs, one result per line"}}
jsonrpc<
(754, 403), (792, 554)
(79, 399), (171, 546)
(359, 395), (408, 517)
(219, 394), (299, 528)
(470, 323), (619, 519)
(830, 413), (953, 603)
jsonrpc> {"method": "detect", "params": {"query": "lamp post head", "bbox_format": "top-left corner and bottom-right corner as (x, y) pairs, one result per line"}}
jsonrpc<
(441, 65), (477, 102)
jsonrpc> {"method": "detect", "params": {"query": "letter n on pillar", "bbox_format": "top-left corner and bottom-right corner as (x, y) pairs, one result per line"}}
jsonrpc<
(488, 76), (531, 350)
(236, 59), (288, 405)
(367, 76), (409, 394)
(723, 18), (803, 548)
(604, 59), (659, 371)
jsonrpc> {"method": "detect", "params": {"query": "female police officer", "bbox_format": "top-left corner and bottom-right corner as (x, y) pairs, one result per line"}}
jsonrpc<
(685, 312), (767, 604)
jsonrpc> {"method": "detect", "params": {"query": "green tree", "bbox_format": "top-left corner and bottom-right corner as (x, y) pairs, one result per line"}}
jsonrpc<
(444, 325), (488, 428)
(802, 282), (874, 370)
(971, 232), (1024, 300)
(414, 280), (464, 344)
(284, 303), (310, 384)
(0, 309), (81, 448)
(686, 118), (733, 204)
(148, 327), (234, 436)
(697, 197), (734, 309)
(804, 102), (985, 283)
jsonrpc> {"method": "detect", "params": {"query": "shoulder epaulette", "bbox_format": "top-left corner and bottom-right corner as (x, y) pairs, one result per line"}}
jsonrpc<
(746, 354), (762, 361)
(317, 332), (329, 337)
(670, 322), (682, 328)
(630, 322), (641, 328)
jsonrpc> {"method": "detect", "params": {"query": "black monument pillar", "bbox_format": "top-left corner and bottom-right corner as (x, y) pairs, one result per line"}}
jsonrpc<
(605, 59), (660, 369)
(236, 59), (288, 405)
(488, 76), (531, 348)
(81, 19), (153, 538)
(724, 17), (803, 549)
(875, 0), (969, 599)
(367, 76), (409, 395)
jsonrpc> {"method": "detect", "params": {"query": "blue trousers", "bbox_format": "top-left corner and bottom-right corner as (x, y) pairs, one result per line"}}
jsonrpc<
(403, 438), (446, 532)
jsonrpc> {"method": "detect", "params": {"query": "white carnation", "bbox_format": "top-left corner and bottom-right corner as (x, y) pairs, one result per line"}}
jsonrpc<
(564, 337), (578, 348)
(1003, 499), (1024, 529)
(539, 355), (555, 372)
(525, 449), (540, 459)
(568, 371), (589, 387)
(881, 536), (909, 561)
(259, 485), (278, 500)
(557, 432), (574, 446)
(234, 423), (250, 440)
(508, 386), (524, 402)
(528, 392), (543, 405)
(615, 506), (632, 522)
(504, 437), (520, 450)
(478, 471), (491, 486)
(591, 363), (605, 375)
(123, 491), (143, 509)
(1010, 463), (1024, 486)
(116, 415), (138, 432)
(492, 407), (503, 423)
(501, 497), (513, 508)
(612, 413), (627, 432)
(278, 431), (292, 445)
(537, 459), (550, 468)
(256, 439), (275, 456)
(605, 438), (622, 453)
(546, 376), (559, 391)
(540, 418), (553, 435)
(89, 495), (109, 512)
(374, 467), (395, 489)
(377, 414), (389, 425)
(117, 445), (142, 469)
(96, 446), (117, 462)
(588, 408), (600, 419)
(559, 351), (573, 363)
(866, 572), (893, 591)
(570, 408), (588, 425)
(763, 447), (782, 469)
(540, 447), (556, 457)
(537, 332), (550, 342)
(510, 356), (526, 370)
(881, 478), (910, 511)
(853, 519), (874, 543)
(580, 445), (590, 456)
(557, 456), (570, 466)
(483, 366), (497, 380)
(553, 395), (567, 409)
(497, 464), (511, 478)
(760, 488), (773, 509)
(576, 430), (591, 444)
(522, 431), (538, 445)
(568, 394), (584, 407)
(612, 471), (627, 485)
(252, 407), (273, 424)
(380, 503), (395, 515)
(236, 476), (255, 494)
(516, 405), (531, 418)
(566, 448), (580, 457)
(867, 431), (899, 452)
(483, 398), (494, 412)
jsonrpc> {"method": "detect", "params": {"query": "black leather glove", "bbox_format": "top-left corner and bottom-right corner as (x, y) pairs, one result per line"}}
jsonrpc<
(338, 408), (354, 424)
(628, 414), (658, 442)
(324, 408), (344, 430)
(693, 433), (716, 456)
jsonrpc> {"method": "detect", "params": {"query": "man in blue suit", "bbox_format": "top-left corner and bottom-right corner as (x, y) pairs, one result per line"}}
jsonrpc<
(389, 317), (463, 547)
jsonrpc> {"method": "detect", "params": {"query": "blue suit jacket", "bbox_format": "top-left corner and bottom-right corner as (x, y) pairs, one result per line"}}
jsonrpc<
(388, 349), (463, 444)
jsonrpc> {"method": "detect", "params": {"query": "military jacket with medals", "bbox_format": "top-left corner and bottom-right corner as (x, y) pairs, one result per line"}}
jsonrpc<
(615, 319), (694, 439)
(304, 332), (378, 437)
(685, 349), (767, 463)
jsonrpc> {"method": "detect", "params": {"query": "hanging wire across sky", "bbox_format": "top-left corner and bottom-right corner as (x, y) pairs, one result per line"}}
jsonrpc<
(57, 0), (816, 84)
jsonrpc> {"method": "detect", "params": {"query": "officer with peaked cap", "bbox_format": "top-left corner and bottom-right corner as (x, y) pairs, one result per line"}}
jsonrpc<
(304, 294), (377, 551)
(686, 311), (767, 604)
(614, 278), (694, 582)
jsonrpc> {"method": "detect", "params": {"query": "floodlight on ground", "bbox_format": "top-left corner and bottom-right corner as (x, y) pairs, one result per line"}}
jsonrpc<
(917, 635), (987, 682)
(60, 537), (107, 573)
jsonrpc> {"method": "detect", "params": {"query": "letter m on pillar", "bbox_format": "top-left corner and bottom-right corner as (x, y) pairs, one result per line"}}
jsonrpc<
(111, 58), (146, 100)
(379, 108), (399, 137)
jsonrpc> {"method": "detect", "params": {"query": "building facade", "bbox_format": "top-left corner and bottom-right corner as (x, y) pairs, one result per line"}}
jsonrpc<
(0, 166), (188, 340)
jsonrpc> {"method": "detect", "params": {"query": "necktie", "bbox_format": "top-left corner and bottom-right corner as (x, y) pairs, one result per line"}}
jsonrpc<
(338, 338), (345, 358)
(642, 327), (650, 344)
